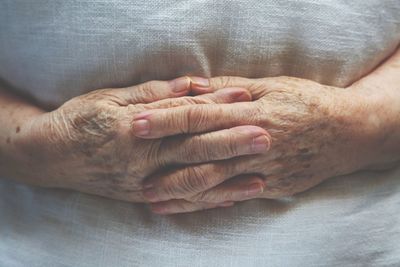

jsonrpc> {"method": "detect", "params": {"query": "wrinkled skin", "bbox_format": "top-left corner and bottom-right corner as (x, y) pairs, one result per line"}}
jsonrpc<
(135, 76), (384, 214)
(8, 77), (270, 203)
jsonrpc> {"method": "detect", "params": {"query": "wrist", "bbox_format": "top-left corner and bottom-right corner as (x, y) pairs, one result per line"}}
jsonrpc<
(2, 111), (55, 186)
(346, 83), (400, 170)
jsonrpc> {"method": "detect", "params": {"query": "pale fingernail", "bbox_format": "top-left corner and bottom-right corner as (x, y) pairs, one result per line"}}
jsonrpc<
(251, 135), (271, 153)
(233, 126), (271, 154)
(216, 87), (251, 102)
(243, 183), (264, 198)
(143, 188), (159, 202)
(133, 110), (154, 120)
(170, 76), (190, 93)
(132, 120), (150, 136)
(189, 77), (210, 88)
(150, 204), (168, 214)
(217, 201), (235, 207)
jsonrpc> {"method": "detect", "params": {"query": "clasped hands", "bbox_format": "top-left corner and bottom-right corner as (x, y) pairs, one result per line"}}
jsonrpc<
(13, 75), (377, 214)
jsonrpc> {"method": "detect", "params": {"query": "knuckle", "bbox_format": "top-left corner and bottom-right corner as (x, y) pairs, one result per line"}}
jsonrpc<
(221, 76), (232, 88)
(145, 140), (164, 166)
(176, 133), (237, 163)
(185, 107), (203, 132)
(210, 76), (231, 89)
(141, 80), (157, 90)
(174, 109), (190, 133)
(225, 133), (239, 156)
(185, 106), (222, 132)
(161, 171), (188, 196)
(183, 136), (205, 161)
(210, 76), (250, 89)
(192, 135), (228, 161)
(162, 166), (209, 198)
(214, 162), (235, 178)
(247, 102), (267, 125)
(185, 166), (209, 191)
(137, 81), (161, 101)
(187, 191), (209, 202)
(204, 132), (238, 159)
(162, 176), (182, 198)
(127, 103), (144, 114)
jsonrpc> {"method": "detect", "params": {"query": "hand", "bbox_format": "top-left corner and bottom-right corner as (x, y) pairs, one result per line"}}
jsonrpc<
(9, 77), (271, 202)
(134, 76), (377, 214)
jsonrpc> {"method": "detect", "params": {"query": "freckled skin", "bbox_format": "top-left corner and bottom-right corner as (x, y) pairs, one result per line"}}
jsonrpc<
(0, 78), (263, 204)
(1, 47), (400, 213)
(235, 75), (399, 199)
(3, 93), (156, 202)
(226, 77), (370, 198)
(146, 47), (400, 213)
(0, 82), (172, 202)
(168, 76), (376, 201)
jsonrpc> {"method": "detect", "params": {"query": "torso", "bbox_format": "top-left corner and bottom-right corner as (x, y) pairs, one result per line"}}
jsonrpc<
(1, 1), (400, 266)
(1, 0), (399, 106)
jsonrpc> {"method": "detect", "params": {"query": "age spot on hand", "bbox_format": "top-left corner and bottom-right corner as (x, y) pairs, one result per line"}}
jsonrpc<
(16, 126), (20, 133)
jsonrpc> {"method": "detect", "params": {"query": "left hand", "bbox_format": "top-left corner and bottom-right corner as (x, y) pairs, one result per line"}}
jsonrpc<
(133, 76), (377, 214)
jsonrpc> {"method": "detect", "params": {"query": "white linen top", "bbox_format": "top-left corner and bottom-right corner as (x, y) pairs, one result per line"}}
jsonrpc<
(1, 1), (400, 266)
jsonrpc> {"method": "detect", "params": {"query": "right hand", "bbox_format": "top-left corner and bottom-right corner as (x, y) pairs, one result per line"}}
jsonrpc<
(9, 77), (271, 202)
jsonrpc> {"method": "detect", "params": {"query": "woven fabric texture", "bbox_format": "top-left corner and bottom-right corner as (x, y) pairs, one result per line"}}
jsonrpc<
(0, 1), (400, 266)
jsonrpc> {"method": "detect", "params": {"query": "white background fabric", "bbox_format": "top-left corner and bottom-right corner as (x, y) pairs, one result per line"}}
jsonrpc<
(0, 0), (400, 266)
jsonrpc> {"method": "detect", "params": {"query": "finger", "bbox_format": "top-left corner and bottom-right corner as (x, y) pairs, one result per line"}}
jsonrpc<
(143, 156), (255, 202)
(149, 199), (234, 215)
(132, 102), (260, 139)
(187, 175), (265, 203)
(187, 76), (254, 94)
(143, 159), (247, 202)
(189, 76), (272, 100)
(111, 76), (199, 105)
(159, 125), (271, 165)
(142, 158), (281, 203)
(142, 86), (252, 110)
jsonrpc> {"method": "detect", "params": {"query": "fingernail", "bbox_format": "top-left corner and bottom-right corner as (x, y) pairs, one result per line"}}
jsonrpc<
(216, 87), (251, 102)
(133, 110), (154, 120)
(243, 183), (264, 198)
(233, 126), (271, 154)
(132, 120), (150, 136)
(189, 77), (210, 88)
(251, 135), (271, 153)
(217, 201), (235, 207)
(170, 77), (190, 93)
(143, 188), (159, 202)
(150, 204), (168, 214)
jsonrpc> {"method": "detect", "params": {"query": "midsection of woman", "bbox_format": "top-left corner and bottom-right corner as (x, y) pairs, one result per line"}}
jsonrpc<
(1, 0), (399, 106)
(1, 1), (400, 266)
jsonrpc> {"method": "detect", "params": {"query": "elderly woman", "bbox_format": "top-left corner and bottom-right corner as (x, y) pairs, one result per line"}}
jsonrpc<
(1, 0), (399, 266)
